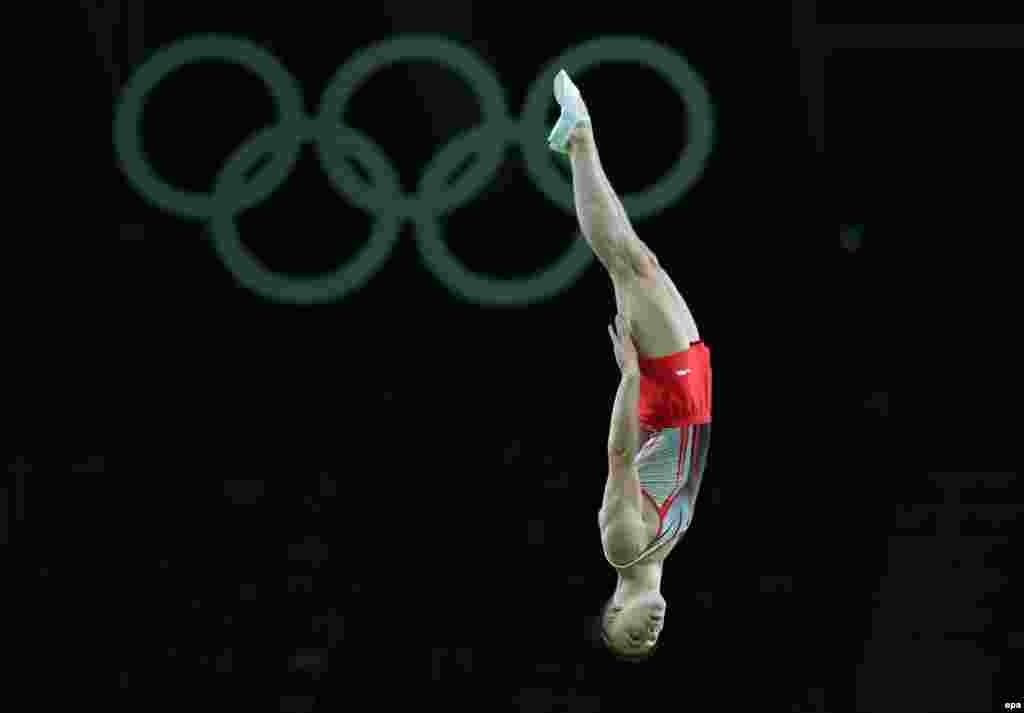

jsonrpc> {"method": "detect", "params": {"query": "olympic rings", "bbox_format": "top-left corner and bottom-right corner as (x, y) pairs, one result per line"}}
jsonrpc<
(113, 34), (716, 306)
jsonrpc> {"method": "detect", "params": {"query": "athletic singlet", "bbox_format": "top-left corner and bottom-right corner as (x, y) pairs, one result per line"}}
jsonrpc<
(604, 422), (711, 569)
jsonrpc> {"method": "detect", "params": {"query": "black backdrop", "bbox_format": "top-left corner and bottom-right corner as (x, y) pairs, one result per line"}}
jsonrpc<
(21, 3), (1019, 712)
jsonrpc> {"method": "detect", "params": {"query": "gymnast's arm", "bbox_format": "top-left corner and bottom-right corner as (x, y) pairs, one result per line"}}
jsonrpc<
(606, 314), (642, 464)
(598, 370), (646, 560)
(604, 314), (643, 507)
(600, 314), (644, 522)
(600, 370), (644, 520)
(607, 370), (641, 466)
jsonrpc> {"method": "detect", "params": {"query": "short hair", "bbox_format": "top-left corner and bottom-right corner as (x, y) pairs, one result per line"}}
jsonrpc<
(590, 598), (661, 663)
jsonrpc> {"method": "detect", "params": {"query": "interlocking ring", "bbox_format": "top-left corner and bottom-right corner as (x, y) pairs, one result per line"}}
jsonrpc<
(114, 34), (715, 305)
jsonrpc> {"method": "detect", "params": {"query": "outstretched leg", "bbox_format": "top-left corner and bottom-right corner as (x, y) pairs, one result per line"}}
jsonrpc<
(549, 70), (648, 278)
(569, 126), (647, 275)
(550, 71), (700, 355)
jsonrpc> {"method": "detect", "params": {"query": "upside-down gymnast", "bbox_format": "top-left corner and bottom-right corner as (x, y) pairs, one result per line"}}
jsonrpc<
(547, 70), (712, 661)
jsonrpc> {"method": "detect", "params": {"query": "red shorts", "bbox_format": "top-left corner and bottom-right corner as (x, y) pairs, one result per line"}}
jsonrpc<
(637, 342), (712, 431)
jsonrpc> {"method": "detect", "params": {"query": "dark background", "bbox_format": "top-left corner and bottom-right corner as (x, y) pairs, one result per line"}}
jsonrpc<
(15, 3), (1020, 712)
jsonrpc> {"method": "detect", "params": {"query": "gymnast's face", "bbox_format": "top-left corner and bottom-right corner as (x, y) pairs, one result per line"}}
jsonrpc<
(604, 591), (666, 655)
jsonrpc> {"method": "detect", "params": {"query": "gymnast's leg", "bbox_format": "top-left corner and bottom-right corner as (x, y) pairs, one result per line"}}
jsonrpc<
(550, 71), (700, 352)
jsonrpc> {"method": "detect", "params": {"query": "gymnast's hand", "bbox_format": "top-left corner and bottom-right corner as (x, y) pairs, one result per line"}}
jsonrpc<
(608, 315), (639, 377)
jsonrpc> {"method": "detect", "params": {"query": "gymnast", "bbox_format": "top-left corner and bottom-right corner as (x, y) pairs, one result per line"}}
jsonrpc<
(548, 70), (713, 661)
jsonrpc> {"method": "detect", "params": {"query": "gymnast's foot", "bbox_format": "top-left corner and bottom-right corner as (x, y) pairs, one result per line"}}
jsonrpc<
(547, 69), (592, 155)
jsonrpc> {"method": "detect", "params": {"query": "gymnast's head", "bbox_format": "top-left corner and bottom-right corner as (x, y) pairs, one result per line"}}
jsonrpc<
(594, 590), (666, 662)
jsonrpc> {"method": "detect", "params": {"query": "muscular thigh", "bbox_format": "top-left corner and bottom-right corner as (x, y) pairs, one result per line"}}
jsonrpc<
(613, 256), (699, 358)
